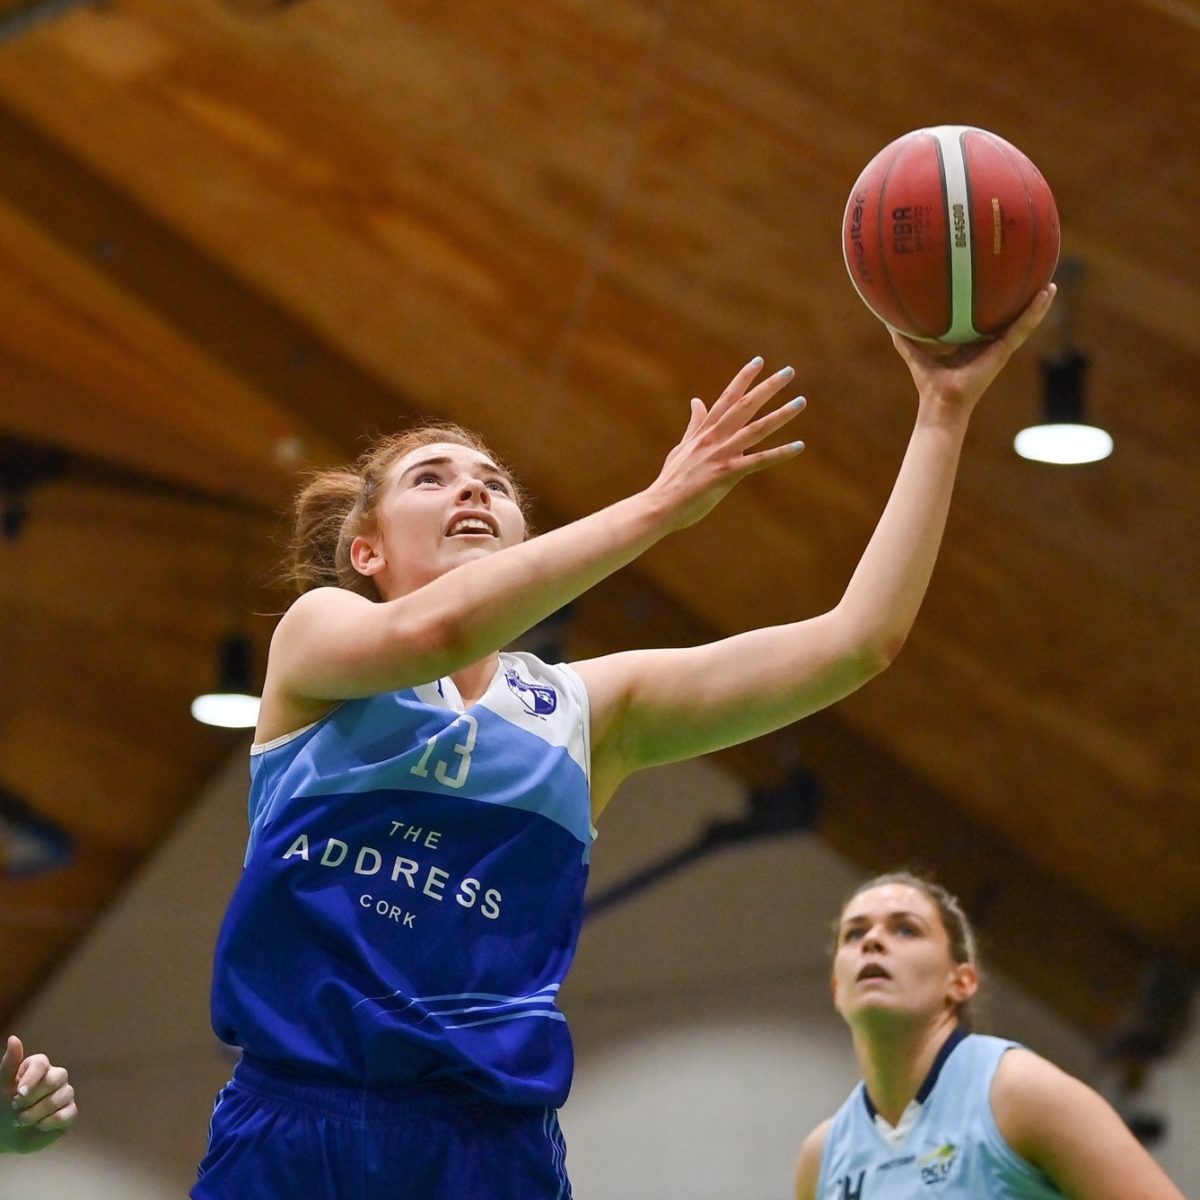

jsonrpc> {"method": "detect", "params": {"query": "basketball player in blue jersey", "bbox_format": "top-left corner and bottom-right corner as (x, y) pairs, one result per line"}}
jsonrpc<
(1, 1035), (77, 1152)
(795, 873), (1187, 1200)
(195, 289), (1058, 1200)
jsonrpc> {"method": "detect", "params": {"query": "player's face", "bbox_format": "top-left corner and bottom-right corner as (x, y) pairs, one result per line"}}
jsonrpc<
(356, 442), (526, 599)
(831, 884), (977, 1030)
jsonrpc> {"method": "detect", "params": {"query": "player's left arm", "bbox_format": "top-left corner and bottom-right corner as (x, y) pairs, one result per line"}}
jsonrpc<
(991, 1048), (1186, 1200)
(0, 1036), (77, 1154)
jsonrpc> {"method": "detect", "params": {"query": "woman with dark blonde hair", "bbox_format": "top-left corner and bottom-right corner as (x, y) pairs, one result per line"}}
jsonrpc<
(195, 291), (1055, 1200)
(795, 872), (1186, 1200)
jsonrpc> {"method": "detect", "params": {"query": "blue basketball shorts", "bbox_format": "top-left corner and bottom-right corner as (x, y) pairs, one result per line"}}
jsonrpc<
(191, 1055), (573, 1200)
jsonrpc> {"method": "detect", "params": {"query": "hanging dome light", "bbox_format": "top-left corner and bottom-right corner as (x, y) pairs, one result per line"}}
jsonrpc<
(1013, 258), (1113, 466)
(1014, 352), (1113, 465)
(192, 632), (261, 729)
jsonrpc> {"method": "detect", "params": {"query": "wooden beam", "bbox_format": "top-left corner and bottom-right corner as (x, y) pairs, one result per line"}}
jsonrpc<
(0, 97), (407, 454)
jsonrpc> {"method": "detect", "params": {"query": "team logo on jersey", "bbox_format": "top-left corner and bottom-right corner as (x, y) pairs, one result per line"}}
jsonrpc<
(504, 667), (557, 716)
(918, 1143), (958, 1186)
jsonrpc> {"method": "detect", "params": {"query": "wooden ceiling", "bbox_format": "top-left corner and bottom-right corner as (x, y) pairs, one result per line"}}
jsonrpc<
(0, 0), (1197, 1048)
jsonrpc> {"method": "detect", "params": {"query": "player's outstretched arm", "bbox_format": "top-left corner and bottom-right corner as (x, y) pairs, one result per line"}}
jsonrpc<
(992, 1048), (1186, 1200)
(576, 289), (1055, 813)
(1, 1035), (77, 1154)
(270, 358), (806, 703)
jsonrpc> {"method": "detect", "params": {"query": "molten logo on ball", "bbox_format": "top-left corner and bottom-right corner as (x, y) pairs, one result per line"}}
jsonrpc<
(847, 194), (869, 279)
(841, 125), (1060, 344)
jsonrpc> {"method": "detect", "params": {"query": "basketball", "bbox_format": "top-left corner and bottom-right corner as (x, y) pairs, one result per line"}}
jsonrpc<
(842, 125), (1060, 343)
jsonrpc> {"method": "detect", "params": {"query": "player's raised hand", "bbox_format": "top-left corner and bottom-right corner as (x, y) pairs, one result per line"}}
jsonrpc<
(650, 357), (806, 530)
(1, 1035), (77, 1153)
(891, 284), (1056, 412)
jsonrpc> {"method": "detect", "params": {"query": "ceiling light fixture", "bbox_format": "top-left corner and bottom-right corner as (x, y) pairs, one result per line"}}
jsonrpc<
(191, 631), (261, 730)
(1013, 258), (1113, 465)
(1014, 352), (1114, 465)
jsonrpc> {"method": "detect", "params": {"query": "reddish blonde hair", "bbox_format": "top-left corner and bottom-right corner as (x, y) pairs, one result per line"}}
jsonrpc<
(286, 422), (527, 600)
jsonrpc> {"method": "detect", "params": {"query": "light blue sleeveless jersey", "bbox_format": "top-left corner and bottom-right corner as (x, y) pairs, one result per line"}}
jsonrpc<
(209, 651), (594, 1108)
(817, 1032), (1063, 1199)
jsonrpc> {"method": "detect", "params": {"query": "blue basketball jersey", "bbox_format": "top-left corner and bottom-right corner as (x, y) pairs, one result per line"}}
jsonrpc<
(209, 651), (594, 1109)
(817, 1032), (1063, 1199)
